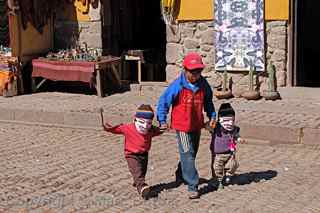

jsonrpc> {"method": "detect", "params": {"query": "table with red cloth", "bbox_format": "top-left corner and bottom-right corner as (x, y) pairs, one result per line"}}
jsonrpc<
(32, 56), (121, 97)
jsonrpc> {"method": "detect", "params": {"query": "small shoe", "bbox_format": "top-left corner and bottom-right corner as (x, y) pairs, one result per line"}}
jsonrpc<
(225, 176), (231, 185)
(218, 182), (224, 190)
(141, 185), (151, 200)
(209, 177), (219, 188)
(188, 191), (200, 199)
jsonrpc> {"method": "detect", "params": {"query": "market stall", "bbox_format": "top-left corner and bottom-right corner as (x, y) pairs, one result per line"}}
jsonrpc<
(32, 54), (121, 97)
(0, 47), (20, 97)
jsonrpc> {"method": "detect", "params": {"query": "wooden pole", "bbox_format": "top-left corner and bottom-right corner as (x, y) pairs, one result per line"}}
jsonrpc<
(100, 108), (104, 127)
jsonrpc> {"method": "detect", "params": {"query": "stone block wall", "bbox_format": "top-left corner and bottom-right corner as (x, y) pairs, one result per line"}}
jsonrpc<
(165, 21), (288, 95)
(54, 4), (102, 50)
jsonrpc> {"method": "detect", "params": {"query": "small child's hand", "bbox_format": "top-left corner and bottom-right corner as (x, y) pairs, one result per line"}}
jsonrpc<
(237, 137), (245, 143)
(209, 119), (216, 129)
(204, 120), (216, 133)
(103, 122), (113, 131)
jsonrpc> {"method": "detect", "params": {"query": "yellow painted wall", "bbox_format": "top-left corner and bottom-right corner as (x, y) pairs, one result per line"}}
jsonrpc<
(177, 0), (213, 21)
(177, 0), (289, 21)
(265, 0), (289, 20)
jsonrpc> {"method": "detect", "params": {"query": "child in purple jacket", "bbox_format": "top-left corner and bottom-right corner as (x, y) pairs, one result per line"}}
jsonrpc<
(209, 103), (244, 190)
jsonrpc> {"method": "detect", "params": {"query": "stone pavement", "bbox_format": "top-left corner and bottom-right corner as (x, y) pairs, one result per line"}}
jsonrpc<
(0, 123), (320, 213)
(0, 85), (319, 145)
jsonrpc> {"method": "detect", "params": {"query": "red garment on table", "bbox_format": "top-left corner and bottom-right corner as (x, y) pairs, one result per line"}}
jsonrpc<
(32, 59), (95, 83)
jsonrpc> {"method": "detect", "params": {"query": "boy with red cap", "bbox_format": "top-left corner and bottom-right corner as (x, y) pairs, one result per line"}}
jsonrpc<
(103, 104), (164, 199)
(157, 52), (216, 199)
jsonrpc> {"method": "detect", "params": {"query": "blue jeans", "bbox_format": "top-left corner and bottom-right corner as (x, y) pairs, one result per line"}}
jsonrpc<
(176, 130), (200, 192)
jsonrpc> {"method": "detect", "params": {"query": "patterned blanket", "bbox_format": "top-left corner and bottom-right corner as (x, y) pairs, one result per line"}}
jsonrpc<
(214, 0), (265, 71)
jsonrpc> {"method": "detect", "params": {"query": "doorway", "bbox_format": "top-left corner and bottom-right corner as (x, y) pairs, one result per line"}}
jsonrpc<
(102, 0), (167, 82)
(294, 0), (320, 87)
(0, 0), (9, 46)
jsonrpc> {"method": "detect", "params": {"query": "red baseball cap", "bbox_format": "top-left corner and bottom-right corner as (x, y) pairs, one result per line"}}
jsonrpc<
(183, 52), (205, 70)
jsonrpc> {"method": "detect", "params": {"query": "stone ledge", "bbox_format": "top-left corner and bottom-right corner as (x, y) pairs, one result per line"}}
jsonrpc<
(301, 128), (320, 145)
(0, 107), (318, 146)
(237, 123), (300, 144)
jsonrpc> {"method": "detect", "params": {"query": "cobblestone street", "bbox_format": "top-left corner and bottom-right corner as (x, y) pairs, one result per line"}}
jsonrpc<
(0, 123), (319, 213)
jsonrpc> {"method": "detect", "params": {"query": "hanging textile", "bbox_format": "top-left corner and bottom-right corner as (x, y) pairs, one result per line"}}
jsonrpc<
(0, 0), (9, 46)
(161, 0), (179, 25)
(16, 0), (57, 33)
(74, 0), (90, 14)
(214, 0), (265, 71)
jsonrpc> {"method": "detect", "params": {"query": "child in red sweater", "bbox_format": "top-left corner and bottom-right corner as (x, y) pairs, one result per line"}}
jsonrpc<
(103, 104), (163, 199)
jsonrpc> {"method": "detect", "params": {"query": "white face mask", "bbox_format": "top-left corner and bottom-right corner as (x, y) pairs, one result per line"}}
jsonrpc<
(134, 118), (152, 135)
(219, 116), (235, 131)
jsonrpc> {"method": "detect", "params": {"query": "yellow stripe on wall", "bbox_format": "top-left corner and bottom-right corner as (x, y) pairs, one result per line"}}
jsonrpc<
(177, 0), (213, 21)
(177, 0), (289, 21)
(265, 0), (289, 20)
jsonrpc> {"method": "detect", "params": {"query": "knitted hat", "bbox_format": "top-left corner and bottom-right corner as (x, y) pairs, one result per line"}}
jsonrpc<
(218, 103), (235, 118)
(135, 104), (154, 119)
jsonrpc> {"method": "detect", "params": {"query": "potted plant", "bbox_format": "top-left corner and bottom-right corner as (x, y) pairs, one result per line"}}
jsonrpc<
(241, 66), (260, 100)
(214, 69), (232, 99)
(263, 62), (280, 100)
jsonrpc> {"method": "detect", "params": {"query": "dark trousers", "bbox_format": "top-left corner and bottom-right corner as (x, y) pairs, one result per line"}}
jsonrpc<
(125, 153), (148, 193)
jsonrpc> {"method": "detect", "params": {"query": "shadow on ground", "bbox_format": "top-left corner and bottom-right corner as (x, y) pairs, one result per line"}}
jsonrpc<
(199, 170), (278, 196)
(33, 80), (130, 96)
(148, 178), (209, 199)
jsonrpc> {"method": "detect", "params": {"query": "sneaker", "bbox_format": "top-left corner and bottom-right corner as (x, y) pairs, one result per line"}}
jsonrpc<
(217, 182), (224, 190)
(141, 185), (151, 199)
(188, 191), (200, 199)
(225, 176), (232, 185)
(209, 177), (219, 188)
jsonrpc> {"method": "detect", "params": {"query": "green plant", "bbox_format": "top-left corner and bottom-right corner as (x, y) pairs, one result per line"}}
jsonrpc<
(176, 51), (184, 67)
(267, 62), (276, 92)
(222, 69), (228, 92)
(249, 66), (255, 91)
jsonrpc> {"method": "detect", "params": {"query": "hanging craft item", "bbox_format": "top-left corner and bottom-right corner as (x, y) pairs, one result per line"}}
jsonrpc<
(161, 0), (178, 25)
(241, 65), (260, 100)
(0, 0), (9, 46)
(74, 0), (90, 14)
(16, 0), (57, 33)
(215, 0), (265, 71)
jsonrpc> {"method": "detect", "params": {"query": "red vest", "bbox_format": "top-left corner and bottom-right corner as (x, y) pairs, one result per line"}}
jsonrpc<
(171, 87), (205, 132)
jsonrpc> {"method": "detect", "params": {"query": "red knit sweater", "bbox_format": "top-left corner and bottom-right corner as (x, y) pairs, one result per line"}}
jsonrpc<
(105, 123), (162, 156)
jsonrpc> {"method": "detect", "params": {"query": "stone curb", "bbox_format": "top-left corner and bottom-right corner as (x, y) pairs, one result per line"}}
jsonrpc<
(0, 107), (319, 145)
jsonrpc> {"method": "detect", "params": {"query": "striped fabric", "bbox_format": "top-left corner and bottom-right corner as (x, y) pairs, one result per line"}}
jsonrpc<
(177, 131), (191, 152)
(136, 104), (154, 119)
(32, 59), (96, 83)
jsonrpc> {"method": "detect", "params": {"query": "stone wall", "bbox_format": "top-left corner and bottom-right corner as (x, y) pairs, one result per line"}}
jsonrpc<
(55, 4), (102, 49)
(165, 21), (288, 96)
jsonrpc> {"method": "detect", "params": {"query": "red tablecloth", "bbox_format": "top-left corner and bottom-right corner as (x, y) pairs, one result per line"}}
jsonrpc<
(32, 59), (96, 83)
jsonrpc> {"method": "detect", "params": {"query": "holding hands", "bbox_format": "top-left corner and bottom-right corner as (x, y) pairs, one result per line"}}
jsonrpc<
(204, 118), (216, 133)
(237, 137), (245, 143)
(103, 122), (113, 131)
